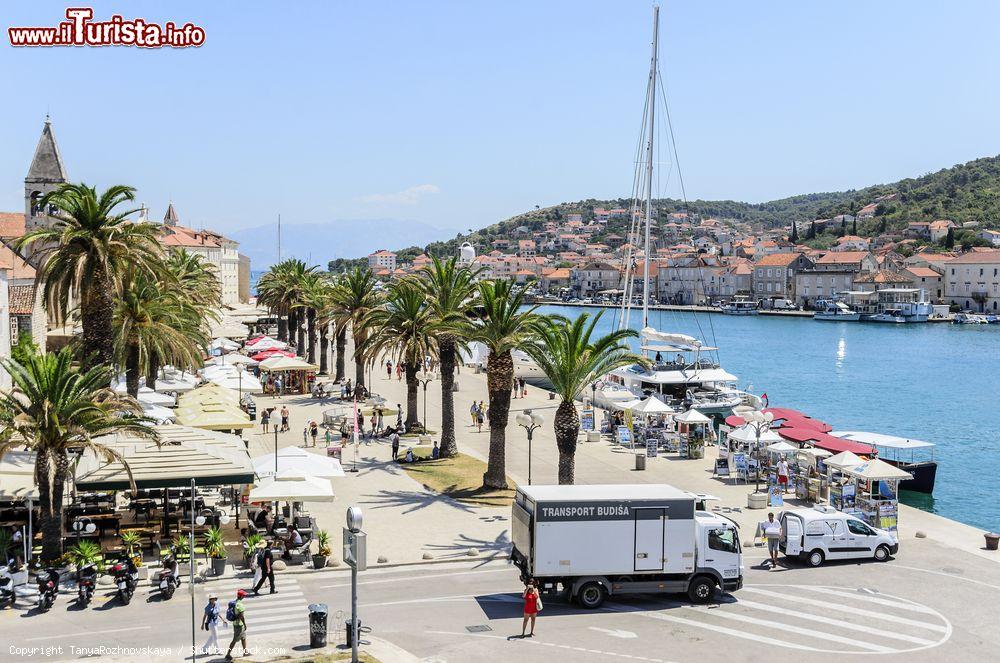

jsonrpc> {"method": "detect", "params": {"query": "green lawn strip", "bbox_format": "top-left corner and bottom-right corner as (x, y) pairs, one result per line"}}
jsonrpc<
(399, 451), (516, 507)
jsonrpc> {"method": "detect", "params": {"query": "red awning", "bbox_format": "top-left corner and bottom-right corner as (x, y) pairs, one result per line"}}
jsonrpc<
(778, 427), (875, 455)
(725, 415), (746, 427)
(764, 407), (832, 433)
(251, 349), (295, 361)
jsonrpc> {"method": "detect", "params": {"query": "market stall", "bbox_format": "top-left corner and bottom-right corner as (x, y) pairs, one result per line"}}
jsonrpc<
(673, 409), (712, 459)
(259, 356), (319, 395)
(844, 459), (912, 535)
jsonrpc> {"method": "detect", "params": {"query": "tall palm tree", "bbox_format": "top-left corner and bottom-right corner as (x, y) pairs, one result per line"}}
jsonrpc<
(419, 257), (480, 457)
(361, 280), (438, 428)
(0, 349), (157, 560)
(472, 280), (539, 489)
(296, 272), (329, 366)
(522, 313), (644, 484)
(153, 250), (220, 387)
(257, 259), (316, 348)
(332, 267), (381, 390)
(325, 278), (351, 381)
(115, 268), (208, 398)
(13, 183), (164, 369)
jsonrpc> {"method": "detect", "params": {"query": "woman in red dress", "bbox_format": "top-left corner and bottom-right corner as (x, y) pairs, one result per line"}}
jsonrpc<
(521, 580), (539, 637)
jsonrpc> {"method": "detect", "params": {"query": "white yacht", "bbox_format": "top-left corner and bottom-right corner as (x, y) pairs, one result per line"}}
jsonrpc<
(842, 288), (932, 323)
(720, 297), (759, 316)
(813, 299), (860, 322)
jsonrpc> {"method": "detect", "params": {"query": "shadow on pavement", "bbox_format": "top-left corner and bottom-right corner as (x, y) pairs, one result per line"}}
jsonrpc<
(360, 489), (478, 514)
(424, 531), (512, 566)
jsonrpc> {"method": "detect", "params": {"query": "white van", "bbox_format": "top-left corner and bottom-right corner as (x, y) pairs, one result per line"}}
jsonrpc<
(779, 506), (898, 567)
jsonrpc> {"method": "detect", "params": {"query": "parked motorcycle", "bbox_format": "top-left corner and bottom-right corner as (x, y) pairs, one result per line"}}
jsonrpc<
(36, 567), (60, 612)
(76, 564), (98, 606)
(110, 558), (138, 605)
(156, 569), (179, 600)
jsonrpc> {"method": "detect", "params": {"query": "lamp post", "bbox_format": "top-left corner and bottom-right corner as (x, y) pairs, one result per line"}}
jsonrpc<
(744, 411), (774, 493)
(416, 371), (436, 433)
(515, 410), (545, 485)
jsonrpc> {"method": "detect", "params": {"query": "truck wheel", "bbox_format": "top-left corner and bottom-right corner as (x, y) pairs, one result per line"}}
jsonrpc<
(577, 582), (606, 609)
(687, 576), (716, 604)
(874, 545), (890, 562)
(807, 550), (825, 567)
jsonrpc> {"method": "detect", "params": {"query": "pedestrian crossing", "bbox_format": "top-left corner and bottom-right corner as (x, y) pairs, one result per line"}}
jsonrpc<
(203, 574), (321, 638)
(607, 583), (951, 655)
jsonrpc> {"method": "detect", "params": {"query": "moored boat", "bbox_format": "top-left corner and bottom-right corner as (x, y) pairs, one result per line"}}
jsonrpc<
(720, 297), (759, 316)
(831, 430), (937, 494)
(813, 299), (860, 322)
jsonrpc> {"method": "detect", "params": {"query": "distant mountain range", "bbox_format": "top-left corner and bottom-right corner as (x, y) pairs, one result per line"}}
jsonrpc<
(231, 218), (448, 270)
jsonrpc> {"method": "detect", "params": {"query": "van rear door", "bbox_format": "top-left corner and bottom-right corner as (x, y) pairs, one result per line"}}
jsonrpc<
(634, 508), (665, 571)
(784, 515), (802, 556)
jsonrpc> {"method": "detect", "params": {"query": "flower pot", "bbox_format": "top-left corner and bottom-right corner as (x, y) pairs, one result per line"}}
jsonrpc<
(985, 533), (1000, 551)
(312, 554), (328, 570)
(211, 557), (227, 576)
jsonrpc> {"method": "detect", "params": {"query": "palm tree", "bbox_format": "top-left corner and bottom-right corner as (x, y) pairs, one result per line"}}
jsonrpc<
(419, 256), (480, 457)
(295, 272), (329, 366)
(361, 280), (437, 428)
(13, 183), (164, 369)
(325, 278), (351, 381)
(115, 268), (207, 397)
(257, 259), (316, 348)
(332, 267), (381, 390)
(522, 313), (644, 484)
(0, 348), (157, 560)
(472, 280), (539, 489)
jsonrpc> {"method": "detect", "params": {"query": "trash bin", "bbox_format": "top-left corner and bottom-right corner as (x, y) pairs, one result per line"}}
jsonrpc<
(345, 618), (362, 647)
(635, 453), (646, 471)
(308, 603), (328, 648)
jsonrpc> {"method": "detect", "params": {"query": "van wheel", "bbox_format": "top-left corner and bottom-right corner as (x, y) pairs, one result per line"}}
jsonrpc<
(874, 545), (891, 562)
(577, 582), (606, 609)
(807, 550), (825, 567)
(688, 576), (716, 604)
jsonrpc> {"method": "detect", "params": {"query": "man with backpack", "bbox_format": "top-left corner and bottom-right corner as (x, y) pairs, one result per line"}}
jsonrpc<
(252, 540), (276, 595)
(224, 589), (248, 661)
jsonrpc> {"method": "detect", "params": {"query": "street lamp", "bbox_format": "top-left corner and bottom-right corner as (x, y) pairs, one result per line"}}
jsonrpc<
(744, 410), (774, 493)
(515, 409), (545, 485)
(416, 371), (436, 433)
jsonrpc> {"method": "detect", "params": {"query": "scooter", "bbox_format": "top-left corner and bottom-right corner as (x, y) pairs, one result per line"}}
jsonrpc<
(110, 558), (138, 605)
(36, 567), (60, 612)
(156, 569), (179, 600)
(76, 564), (97, 607)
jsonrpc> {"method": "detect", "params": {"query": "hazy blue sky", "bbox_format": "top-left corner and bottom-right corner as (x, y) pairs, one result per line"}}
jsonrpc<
(2, 0), (999, 240)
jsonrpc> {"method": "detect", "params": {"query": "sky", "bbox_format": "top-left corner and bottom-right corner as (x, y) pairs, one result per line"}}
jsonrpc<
(2, 0), (999, 262)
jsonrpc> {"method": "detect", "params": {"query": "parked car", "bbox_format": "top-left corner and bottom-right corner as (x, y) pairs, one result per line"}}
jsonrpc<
(779, 506), (897, 567)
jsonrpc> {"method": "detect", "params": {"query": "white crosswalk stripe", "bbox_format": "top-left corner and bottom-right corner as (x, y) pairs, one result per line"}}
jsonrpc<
(610, 584), (950, 654)
(203, 575), (315, 637)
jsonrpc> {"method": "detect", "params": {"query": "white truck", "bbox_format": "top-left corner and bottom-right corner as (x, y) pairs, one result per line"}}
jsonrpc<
(511, 484), (743, 608)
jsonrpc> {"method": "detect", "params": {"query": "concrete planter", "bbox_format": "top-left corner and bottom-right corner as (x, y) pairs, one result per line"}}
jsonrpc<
(747, 492), (768, 510)
(586, 431), (601, 443)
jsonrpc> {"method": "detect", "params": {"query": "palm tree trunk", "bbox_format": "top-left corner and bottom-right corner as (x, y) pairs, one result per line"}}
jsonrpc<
(335, 328), (347, 381)
(277, 308), (288, 342)
(319, 324), (330, 375)
(554, 399), (580, 485)
(296, 309), (306, 355)
(146, 354), (160, 390)
(287, 309), (299, 352)
(306, 308), (317, 365)
(483, 349), (513, 489)
(79, 271), (115, 370)
(125, 342), (141, 398)
(353, 327), (366, 389)
(438, 335), (458, 457)
(36, 448), (68, 562)
(405, 360), (419, 429)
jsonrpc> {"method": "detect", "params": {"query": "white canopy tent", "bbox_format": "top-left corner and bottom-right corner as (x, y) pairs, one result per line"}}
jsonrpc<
(259, 356), (319, 372)
(609, 398), (642, 412)
(252, 447), (345, 480)
(674, 409), (712, 425)
(142, 402), (178, 424)
(824, 450), (865, 471)
(766, 441), (799, 454)
(846, 459), (913, 481)
(246, 336), (288, 351)
(207, 354), (259, 368)
(248, 470), (335, 502)
(209, 371), (263, 395)
(209, 338), (240, 353)
(727, 424), (783, 445)
(136, 387), (176, 407)
(629, 396), (674, 415)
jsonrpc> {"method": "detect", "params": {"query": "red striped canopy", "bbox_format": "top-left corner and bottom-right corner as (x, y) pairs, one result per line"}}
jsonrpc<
(778, 427), (874, 455)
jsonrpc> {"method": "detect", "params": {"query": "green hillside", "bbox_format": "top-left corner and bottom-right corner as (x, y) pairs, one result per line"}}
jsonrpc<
(331, 154), (1000, 268)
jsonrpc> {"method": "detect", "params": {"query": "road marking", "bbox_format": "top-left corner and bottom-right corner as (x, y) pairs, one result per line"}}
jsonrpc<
(242, 592), (305, 603)
(244, 604), (308, 617)
(741, 587), (948, 632)
(796, 586), (938, 614)
(891, 564), (1000, 591)
(246, 612), (309, 626)
(588, 627), (638, 639)
(427, 630), (676, 662)
(360, 593), (521, 608)
(25, 626), (151, 642)
(733, 598), (937, 646)
(681, 604), (895, 653)
(321, 566), (511, 589)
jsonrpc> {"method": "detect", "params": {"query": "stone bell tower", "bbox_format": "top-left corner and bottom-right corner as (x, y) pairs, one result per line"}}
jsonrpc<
(24, 115), (68, 232)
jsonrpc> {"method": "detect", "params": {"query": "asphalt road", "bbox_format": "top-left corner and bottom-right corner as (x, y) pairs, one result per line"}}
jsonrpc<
(2, 538), (998, 662)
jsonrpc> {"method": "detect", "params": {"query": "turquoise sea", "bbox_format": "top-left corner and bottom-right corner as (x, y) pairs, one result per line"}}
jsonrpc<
(536, 304), (1000, 532)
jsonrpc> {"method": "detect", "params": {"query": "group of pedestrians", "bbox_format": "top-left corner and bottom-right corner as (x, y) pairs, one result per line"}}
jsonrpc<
(470, 400), (487, 432)
(512, 377), (528, 399)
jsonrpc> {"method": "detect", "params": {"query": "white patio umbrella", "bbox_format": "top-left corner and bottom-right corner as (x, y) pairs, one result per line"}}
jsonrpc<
(252, 447), (345, 480)
(727, 424), (783, 445)
(246, 336), (288, 351)
(209, 371), (264, 395)
(218, 354), (258, 367)
(259, 356), (319, 371)
(142, 402), (177, 424)
(766, 441), (798, 454)
(629, 396), (674, 415)
(209, 338), (240, 352)
(136, 387), (176, 406)
(674, 409), (712, 425)
(824, 450), (865, 471)
(846, 458), (913, 481)
(248, 470), (335, 502)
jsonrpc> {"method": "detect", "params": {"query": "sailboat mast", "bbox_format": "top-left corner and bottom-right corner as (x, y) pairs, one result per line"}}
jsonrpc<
(277, 213), (282, 262)
(642, 5), (659, 329)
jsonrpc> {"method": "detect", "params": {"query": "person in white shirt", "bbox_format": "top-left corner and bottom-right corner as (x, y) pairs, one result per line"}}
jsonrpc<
(763, 512), (782, 568)
(776, 458), (790, 493)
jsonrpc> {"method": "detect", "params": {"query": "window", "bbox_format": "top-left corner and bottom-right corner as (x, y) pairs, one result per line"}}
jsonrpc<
(708, 528), (739, 553)
(767, 269), (773, 278)
(847, 519), (875, 536)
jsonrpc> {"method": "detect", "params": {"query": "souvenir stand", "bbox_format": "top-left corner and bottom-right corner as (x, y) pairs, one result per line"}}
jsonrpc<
(673, 409), (711, 459)
(823, 451), (864, 513)
(845, 459), (912, 535)
(629, 397), (676, 455)
(723, 423), (783, 482)
(793, 447), (832, 502)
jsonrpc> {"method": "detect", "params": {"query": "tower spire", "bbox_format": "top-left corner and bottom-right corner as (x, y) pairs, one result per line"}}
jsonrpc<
(26, 116), (68, 183)
(164, 201), (179, 224)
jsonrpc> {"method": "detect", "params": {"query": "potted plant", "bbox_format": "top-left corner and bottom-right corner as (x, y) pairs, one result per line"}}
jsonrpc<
(312, 530), (331, 570)
(68, 540), (101, 579)
(203, 527), (228, 576)
(120, 530), (143, 567)
(243, 533), (263, 568)
(0, 529), (13, 566)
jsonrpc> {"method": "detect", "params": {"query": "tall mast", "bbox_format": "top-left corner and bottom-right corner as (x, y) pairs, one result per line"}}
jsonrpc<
(642, 5), (659, 329)
(277, 213), (282, 263)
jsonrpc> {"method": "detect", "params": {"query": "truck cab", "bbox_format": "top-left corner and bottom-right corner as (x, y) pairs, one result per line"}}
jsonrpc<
(695, 512), (743, 596)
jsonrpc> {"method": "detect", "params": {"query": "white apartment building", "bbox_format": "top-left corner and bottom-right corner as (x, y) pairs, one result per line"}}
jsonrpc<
(368, 250), (397, 271)
(160, 204), (243, 307)
(944, 251), (1000, 312)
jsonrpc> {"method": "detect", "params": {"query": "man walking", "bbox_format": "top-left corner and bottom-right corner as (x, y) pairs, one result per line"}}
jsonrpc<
(777, 457), (790, 494)
(763, 512), (782, 569)
(280, 405), (290, 432)
(253, 541), (276, 595)
(224, 589), (248, 661)
(470, 401), (479, 426)
(386, 359), (393, 378)
(391, 430), (400, 462)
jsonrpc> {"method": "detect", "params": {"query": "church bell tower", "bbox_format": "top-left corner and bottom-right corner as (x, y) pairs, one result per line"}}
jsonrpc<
(24, 115), (68, 231)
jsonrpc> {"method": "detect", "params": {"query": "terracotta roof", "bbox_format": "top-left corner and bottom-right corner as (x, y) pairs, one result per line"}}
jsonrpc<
(0, 244), (37, 279)
(948, 250), (1000, 264)
(815, 251), (870, 264)
(0, 212), (25, 238)
(854, 270), (910, 284)
(906, 267), (941, 278)
(542, 268), (571, 279)
(755, 252), (802, 267)
(160, 225), (222, 248)
(8, 284), (36, 314)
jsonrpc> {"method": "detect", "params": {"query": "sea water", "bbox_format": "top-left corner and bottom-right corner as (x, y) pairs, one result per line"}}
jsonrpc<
(536, 304), (1000, 531)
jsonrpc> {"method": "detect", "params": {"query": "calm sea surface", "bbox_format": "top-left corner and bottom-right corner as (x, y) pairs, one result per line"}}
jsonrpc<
(535, 304), (1000, 531)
